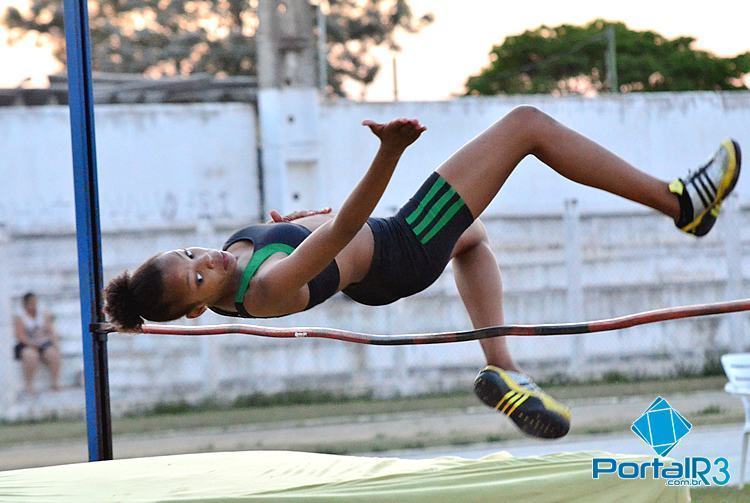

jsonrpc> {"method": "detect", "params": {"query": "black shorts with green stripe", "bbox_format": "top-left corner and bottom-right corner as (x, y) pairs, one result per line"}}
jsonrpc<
(342, 172), (475, 306)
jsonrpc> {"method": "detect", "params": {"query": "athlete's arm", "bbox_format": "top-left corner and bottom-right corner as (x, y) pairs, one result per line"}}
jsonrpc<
(258, 117), (426, 301)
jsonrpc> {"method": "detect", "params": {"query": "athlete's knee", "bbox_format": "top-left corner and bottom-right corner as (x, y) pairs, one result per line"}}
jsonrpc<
(497, 106), (552, 152)
(505, 105), (549, 125)
(471, 219), (489, 244)
(453, 220), (489, 258)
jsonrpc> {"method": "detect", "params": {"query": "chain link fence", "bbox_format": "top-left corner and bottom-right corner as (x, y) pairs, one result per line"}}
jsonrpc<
(2, 198), (746, 421)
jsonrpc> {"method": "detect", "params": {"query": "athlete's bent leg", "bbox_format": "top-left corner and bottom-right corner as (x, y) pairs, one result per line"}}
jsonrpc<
(451, 220), (518, 371)
(437, 105), (680, 220)
(452, 219), (571, 439)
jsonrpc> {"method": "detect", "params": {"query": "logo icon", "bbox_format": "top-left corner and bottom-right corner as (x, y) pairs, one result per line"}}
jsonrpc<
(631, 396), (692, 457)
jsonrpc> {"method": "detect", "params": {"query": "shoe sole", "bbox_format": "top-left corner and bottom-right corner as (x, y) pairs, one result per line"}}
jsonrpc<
(727, 139), (742, 195)
(684, 139), (742, 235)
(474, 370), (570, 439)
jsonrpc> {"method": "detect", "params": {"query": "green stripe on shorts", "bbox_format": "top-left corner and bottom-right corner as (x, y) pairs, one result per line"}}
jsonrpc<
(405, 177), (446, 225)
(412, 187), (457, 236)
(420, 197), (467, 244)
(405, 174), (469, 244)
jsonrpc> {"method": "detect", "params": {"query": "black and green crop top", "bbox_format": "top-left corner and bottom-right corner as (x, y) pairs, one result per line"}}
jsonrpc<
(207, 223), (340, 319)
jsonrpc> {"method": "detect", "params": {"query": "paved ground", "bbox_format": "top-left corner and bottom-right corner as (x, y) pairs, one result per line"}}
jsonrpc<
(379, 424), (748, 486)
(0, 389), (743, 473)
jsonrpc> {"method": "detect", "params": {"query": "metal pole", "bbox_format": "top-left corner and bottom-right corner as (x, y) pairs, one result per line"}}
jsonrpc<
(316, 2), (327, 93)
(564, 199), (585, 372)
(62, 0), (113, 461)
(723, 194), (744, 351)
(605, 26), (618, 93)
(0, 228), (15, 416)
(392, 54), (399, 101)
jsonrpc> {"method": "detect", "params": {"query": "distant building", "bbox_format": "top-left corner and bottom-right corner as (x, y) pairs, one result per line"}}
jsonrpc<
(0, 73), (258, 107)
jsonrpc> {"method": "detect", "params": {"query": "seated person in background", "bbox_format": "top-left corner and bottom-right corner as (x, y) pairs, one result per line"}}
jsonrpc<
(13, 292), (61, 394)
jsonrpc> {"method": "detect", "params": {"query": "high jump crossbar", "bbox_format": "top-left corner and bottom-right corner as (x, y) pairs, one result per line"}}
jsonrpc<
(94, 297), (750, 345)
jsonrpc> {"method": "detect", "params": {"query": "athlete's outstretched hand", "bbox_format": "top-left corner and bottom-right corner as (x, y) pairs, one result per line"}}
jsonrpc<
(362, 118), (426, 151)
(267, 207), (332, 223)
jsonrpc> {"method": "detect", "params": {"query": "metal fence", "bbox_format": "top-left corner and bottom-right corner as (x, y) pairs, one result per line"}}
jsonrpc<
(1, 198), (747, 420)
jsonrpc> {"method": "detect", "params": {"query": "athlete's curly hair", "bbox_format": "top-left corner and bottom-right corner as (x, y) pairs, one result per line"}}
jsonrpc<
(104, 257), (182, 331)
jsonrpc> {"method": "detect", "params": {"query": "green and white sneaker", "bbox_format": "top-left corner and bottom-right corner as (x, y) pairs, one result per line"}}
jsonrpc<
(670, 139), (741, 237)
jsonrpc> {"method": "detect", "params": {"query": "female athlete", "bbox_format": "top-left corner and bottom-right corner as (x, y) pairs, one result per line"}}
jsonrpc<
(105, 106), (741, 439)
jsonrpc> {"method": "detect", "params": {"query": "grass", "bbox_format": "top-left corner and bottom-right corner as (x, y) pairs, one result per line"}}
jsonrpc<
(697, 405), (724, 416)
(133, 389), (376, 417)
(692, 485), (750, 502)
(130, 374), (729, 419)
(574, 410), (744, 438)
(0, 374), (732, 449)
(0, 395), (463, 447)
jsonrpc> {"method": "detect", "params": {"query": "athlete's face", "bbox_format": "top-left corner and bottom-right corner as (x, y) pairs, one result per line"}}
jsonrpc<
(155, 247), (238, 318)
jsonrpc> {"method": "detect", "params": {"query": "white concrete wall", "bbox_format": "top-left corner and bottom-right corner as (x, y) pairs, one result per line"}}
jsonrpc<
(0, 103), (260, 231)
(258, 88), (322, 214)
(2, 92), (750, 420)
(5, 93), (749, 226)
(2, 203), (748, 420)
(316, 92), (750, 217)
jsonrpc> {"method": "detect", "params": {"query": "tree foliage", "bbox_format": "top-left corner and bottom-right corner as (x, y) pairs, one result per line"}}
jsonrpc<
(325, 0), (431, 94)
(3, 0), (432, 95)
(465, 19), (750, 95)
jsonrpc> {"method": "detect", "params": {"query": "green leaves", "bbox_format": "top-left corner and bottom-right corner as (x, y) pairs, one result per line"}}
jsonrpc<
(2, 0), (431, 97)
(465, 19), (750, 95)
(324, 0), (432, 95)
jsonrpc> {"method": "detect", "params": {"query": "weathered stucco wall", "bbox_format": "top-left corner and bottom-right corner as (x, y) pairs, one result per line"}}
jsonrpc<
(0, 103), (260, 231)
(1, 92), (748, 419)
(315, 92), (750, 216)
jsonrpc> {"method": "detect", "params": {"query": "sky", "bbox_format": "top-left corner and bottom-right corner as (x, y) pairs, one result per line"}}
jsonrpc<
(1, 0), (749, 99)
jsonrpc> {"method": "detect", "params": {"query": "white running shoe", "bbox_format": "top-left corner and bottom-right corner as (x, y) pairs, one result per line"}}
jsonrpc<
(670, 139), (741, 237)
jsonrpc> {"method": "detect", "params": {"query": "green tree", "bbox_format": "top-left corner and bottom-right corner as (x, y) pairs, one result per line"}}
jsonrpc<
(465, 19), (750, 95)
(3, 0), (432, 96)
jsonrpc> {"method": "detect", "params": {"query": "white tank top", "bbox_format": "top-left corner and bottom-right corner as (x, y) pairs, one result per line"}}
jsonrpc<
(16, 308), (48, 345)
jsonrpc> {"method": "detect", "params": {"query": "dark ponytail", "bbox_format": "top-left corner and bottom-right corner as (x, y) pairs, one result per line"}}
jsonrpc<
(104, 257), (176, 331)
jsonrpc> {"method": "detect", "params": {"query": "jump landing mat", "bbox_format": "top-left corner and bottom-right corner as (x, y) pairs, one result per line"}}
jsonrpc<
(0, 450), (689, 502)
